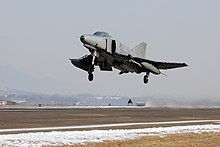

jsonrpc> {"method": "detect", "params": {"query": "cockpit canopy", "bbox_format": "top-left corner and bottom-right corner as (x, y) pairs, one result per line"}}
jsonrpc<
(93, 31), (112, 37)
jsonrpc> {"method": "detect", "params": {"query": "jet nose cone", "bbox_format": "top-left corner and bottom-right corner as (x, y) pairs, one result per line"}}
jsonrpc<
(80, 35), (85, 42)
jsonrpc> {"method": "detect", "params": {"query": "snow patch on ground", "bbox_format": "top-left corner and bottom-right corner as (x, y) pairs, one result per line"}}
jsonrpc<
(1, 124), (220, 146)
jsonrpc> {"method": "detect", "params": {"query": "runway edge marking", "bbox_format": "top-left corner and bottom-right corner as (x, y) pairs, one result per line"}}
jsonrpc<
(0, 120), (220, 133)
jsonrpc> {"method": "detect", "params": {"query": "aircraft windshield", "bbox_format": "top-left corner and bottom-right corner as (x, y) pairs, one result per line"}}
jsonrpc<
(93, 31), (111, 37)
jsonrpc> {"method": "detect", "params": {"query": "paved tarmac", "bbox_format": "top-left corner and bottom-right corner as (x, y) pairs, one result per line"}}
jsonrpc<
(0, 106), (220, 134)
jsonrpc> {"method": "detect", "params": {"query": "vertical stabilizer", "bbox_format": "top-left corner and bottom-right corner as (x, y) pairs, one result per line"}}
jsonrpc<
(131, 42), (147, 58)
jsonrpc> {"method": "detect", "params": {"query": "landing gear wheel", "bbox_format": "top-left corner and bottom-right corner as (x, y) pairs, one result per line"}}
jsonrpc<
(88, 73), (94, 81)
(143, 75), (148, 84)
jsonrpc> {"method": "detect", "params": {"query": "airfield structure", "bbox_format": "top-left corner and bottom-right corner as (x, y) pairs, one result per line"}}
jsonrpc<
(127, 99), (133, 106)
(0, 86), (8, 105)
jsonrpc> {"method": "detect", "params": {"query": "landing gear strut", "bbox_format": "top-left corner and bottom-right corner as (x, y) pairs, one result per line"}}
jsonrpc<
(87, 51), (97, 82)
(143, 72), (149, 84)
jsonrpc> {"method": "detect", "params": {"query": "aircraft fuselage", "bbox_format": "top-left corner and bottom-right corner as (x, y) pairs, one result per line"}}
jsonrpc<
(70, 31), (187, 84)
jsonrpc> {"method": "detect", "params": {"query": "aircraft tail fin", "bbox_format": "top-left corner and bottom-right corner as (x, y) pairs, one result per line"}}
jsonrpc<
(131, 42), (147, 58)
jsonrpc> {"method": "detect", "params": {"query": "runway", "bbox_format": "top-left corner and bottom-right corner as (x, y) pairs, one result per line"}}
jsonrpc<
(0, 119), (220, 133)
(1, 106), (220, 132)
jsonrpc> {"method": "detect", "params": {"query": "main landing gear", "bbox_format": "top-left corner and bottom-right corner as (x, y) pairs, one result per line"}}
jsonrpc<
(88, 72), (94, 81)
(88, 51), (97, 82)
(143, 72), (149, 84)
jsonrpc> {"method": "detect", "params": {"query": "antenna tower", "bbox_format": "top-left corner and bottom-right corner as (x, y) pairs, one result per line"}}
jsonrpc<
(4, 85), (8, 100)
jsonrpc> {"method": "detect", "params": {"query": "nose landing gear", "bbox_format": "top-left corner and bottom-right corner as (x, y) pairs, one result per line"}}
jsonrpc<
(88, 65), (94, 81)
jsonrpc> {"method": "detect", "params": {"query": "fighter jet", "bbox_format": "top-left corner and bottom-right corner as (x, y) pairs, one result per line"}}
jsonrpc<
(70, 31), (187, 84)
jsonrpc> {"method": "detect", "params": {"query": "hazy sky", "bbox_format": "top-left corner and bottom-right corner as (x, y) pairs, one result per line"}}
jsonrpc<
(0, 0), (220, 98)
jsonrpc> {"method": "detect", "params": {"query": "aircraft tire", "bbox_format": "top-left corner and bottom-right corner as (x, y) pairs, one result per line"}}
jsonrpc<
(88, 73), (94, 81)
(143, 75), (148, 84)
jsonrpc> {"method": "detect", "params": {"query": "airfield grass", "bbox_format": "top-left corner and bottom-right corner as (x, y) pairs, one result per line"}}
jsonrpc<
(71, 132), (220, 147)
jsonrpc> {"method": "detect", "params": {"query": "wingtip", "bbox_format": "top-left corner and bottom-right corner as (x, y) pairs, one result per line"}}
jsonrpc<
(184, 63), (188, 67)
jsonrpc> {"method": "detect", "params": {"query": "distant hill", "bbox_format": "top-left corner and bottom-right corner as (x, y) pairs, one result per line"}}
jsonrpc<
(0, 89), (42, 96)
(0, 89), (220, 107)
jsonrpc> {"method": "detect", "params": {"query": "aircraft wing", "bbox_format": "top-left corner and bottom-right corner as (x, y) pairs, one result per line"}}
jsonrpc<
(78, 54), (93, 63)
(69, 55), (93, 72)
(133, 57), (188, 70)
(151, 61), (188, 69)
(70, 53), (113, 75)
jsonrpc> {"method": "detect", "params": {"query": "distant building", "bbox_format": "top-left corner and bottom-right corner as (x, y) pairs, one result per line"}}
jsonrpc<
(0, 100), (18, 105)
(136, 102), (146, 106)
(0, 100), (7, 105)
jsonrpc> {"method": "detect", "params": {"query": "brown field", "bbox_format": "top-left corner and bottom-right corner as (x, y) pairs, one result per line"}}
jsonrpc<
(73, 132), (220, 147)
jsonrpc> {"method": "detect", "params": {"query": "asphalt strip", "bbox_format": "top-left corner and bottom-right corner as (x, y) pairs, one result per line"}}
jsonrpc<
(0, 119), (220, 133)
